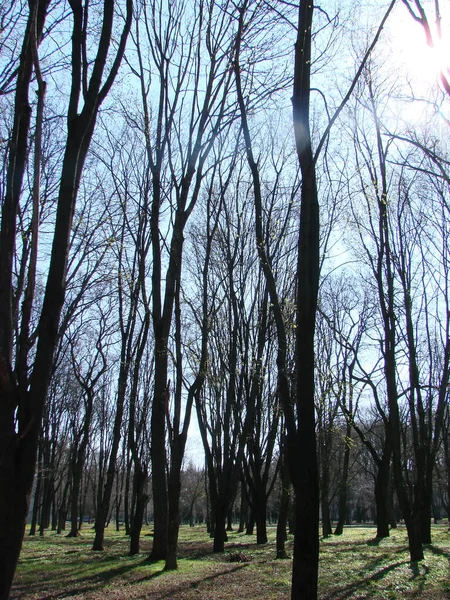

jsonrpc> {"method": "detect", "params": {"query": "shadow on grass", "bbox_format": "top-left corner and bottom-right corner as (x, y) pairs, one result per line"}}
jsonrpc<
(154, 563), (249, 600)
(426, 544), (450, 560)
(14, 557), (162, 600)
(409, 560), (429, 597)
(322, 561), (405, 599)
(177, 535), (263, 562)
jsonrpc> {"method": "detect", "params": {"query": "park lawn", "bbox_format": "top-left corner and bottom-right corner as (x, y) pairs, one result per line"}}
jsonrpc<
(11, 524), (450, 599)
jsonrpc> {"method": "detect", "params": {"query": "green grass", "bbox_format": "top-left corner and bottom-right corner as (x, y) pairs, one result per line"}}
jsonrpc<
(12, 524), (450, 599)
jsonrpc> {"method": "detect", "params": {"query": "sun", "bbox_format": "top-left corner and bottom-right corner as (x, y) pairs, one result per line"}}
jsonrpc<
(389, 9), (450, 91)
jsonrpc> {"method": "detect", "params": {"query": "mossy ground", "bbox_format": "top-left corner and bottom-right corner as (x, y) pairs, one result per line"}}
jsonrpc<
(12, 524), (450, 599)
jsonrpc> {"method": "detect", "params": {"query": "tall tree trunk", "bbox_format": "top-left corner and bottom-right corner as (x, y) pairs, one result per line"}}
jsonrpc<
(39, 475), (53, 536)
(92, 392), (126, 551)
(291, 1), (320, 595)
(124, 458), (132, 536)
(276, 445), (290, 559)
(238, 481), (248, 534)
(0, 4), (50, 592)
(320, 444), (332, 538)
(92, 347), (130, 550)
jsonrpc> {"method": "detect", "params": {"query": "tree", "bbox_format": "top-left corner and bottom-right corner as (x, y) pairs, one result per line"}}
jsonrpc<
(66, 310), (109, 537)
(0, 1), (132, 595)
(91, 145), (146, 551)
(125, 0), (236, 564)
(234, 0), (396, 595)
(196, 170), (259, 553)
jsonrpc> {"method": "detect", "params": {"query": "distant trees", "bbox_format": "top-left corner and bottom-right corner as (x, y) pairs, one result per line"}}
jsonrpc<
(340, 53), (450, 560)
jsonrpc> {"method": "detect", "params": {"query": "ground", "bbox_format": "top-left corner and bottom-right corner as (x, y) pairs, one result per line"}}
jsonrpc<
(11, 524), (450, 599)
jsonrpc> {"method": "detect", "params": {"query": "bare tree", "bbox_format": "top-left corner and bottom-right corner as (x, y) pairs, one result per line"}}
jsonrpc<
(0, 1), (132, 595)
(127, 0), (236, 563)
(233, 0), (396, 595)
(66, 310), (109, 537)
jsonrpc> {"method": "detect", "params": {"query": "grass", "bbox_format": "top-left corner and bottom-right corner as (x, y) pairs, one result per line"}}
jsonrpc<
(11, 524), (450, 599)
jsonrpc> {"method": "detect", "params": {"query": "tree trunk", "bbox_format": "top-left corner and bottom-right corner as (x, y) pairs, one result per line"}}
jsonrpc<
(92, 363), (128, 551)
(130, 467), (148, 556)
(276, 452), (290, 559)
(255, 496), (268, 544)
(238, 482), (248, 533)
(0, 9), (132, 597)
(67, 466), (82, 537)
(276, 482), (290, 559)
(374, 454), (391, 539)
(290, 1), (320, 596)
(321, 498), (332, 538)
(165, 460), (182, 570)
(246, 510), (255, 536)
(213, 505), (227, 553)
(124, 458), (132, 535)
(39, 477), (53, 536)
(334, 424), (352, 536)
(320, 450), (332, 538)
(29, 466), (42, 536)
(149, 352), (169, 561)
(226, 508), (234, 532)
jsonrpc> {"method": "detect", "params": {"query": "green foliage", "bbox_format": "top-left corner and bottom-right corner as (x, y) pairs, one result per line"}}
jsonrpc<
(13, 525), (450, 599)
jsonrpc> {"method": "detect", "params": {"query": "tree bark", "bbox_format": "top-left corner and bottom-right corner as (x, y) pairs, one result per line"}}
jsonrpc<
(290, 1), (320, 596)
(374, 452), (391, 539)
(129, 467), (149, 556)
(0, 2), (50, 593)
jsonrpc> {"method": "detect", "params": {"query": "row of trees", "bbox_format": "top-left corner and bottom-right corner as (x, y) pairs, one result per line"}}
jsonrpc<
(28, 406), (449, 539)
(1, 0), (449, 598)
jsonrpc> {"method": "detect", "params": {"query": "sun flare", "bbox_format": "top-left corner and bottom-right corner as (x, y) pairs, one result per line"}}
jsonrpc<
(391, 13), (450, 90)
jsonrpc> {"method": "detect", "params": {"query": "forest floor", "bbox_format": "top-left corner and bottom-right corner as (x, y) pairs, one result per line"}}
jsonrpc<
(11, 523), (450, 599)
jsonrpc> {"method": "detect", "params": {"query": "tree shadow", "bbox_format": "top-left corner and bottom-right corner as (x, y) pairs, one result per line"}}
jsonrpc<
(155, 563), (249, 600)
(322, 561), (405, 599)
(15, 557), (160, 600)
(426, 544), (450, 560)
(409, 560), (430, 597)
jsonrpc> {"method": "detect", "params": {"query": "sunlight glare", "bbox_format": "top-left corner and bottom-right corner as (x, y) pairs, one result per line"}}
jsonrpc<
(392, 14), (450, 90)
